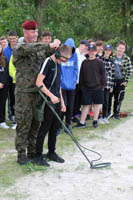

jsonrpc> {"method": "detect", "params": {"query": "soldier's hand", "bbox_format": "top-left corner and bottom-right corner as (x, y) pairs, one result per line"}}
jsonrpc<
(50, 39), (61, 49)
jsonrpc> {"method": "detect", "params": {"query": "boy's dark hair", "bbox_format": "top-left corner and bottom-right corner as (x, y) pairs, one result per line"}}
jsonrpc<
(117, 40), (126, 47)
(0, 43), (6, 67)
(88, 38), (95, 44)
(57, 45), (72, 58)
(8, 30), (18, 36)
(42, 30), (52, 37)
(95, 40), (104, 46)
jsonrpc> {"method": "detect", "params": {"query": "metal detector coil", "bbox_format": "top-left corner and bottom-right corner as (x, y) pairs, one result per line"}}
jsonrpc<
(90, 162), (111, 169)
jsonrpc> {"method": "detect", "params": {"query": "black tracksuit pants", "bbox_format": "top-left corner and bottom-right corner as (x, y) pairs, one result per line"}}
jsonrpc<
(36, 103), (61, 156)
(102, 89), (110, 118)
(61, 89), (75, 125)
(72, 84), (82, 117)
(108, 79), (125, 116)
(8, 81), (15, 117)
(0, 86), (8, 123)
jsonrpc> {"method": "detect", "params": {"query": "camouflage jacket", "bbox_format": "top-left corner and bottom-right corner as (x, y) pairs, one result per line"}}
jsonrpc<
(13, 42), (54, 93)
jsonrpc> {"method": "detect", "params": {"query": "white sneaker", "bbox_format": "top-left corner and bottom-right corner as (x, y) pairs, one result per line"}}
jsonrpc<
(12, 124), (17, 130)
(98, 118), (105, 124)
(0, 122), (10, 129)
(103, 118), (110, 124)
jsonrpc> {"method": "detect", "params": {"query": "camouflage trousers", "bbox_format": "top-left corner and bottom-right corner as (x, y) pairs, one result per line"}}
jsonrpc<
(15, 92), (40, 156)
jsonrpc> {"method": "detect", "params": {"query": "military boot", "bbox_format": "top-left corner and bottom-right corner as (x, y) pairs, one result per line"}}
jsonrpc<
(27, 153), (36, 163)
(17, 153), (28, 165)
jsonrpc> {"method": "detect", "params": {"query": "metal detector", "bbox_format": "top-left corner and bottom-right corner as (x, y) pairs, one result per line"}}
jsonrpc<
(38, 88), (111, 169)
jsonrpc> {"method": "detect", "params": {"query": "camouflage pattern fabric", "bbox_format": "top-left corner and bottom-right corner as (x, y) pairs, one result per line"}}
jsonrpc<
(13, 42), (54, 157)
(15, 92), (40, 156)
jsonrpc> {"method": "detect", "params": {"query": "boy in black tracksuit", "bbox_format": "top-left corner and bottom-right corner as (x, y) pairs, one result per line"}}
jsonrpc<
(35, 45), (72, 166)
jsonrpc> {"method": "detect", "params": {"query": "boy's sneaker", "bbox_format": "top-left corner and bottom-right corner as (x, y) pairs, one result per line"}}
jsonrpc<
(72, 122), (86, 128)
(103, 118), (110, 124)
(46, 152), (65, 163)
(9, 115), (16, 124)
(33, 156), (50, 167)
(98, 118), (105, 124)
(93, 121), (98, 128)
(12, 124), (17, 130)
(72, 116), (80, 123)
(113, 115), (120, 120)
(0, 122), (10, 129)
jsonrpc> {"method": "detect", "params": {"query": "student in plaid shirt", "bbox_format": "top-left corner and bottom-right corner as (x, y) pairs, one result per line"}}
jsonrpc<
(98, 44), (114, 124)
(108, 40), (131, 120)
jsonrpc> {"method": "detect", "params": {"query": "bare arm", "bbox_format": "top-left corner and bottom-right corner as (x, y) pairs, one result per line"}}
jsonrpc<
(36, 73), (59, 104)
(60, 88), (66, 112)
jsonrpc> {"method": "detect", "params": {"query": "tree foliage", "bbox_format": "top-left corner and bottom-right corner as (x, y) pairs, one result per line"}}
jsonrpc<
(0, 0), (132, 49)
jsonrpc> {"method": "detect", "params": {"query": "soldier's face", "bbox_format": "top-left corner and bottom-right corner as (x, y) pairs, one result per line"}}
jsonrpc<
(24, 29), (38, 43)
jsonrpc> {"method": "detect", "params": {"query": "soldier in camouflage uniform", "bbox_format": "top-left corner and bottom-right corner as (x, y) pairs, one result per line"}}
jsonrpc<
(13, 20), (61, 165)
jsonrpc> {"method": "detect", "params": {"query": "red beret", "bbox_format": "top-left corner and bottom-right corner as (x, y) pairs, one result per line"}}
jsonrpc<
(22, 20), (38, 30)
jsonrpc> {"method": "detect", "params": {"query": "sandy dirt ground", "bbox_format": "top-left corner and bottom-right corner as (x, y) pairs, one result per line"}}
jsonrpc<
(1, 117), (133, 200)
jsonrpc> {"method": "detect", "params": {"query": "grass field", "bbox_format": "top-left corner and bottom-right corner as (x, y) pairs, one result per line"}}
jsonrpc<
(0, 75), (133, 189)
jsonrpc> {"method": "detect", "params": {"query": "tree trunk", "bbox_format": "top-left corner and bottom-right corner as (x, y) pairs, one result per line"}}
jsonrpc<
(121, 1), (127, 36)
(129, 0), (133, 35)
(34, 0), (46, 29)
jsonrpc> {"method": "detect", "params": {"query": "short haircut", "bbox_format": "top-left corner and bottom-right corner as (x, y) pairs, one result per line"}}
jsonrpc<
(8, 30), (18, 36)
(42, 30), (52, 37)
(88, 38), (95, 44)
(96, 40), (104, 46)
(117, 40), (126, 47)
(58, 45), (72, 58)
(0, 36), (7, 41)
(0, 43), (6, 67)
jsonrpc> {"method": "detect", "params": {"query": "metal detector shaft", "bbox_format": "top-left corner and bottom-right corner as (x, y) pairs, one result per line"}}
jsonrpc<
(38, 90), (92, 166)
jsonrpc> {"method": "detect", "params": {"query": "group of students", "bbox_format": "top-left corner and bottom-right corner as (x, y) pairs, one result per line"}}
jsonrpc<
(72, 39), (131, 129)
(0, 31), (18, 129)
(0, 29), (53, 129)
(57, 38), (131, 131)
(0, 20), (132, 167)
(74, 41), (131, 128)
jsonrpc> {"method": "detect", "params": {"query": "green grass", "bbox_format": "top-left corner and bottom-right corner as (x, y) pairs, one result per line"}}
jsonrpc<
(0, 75), (133, 189)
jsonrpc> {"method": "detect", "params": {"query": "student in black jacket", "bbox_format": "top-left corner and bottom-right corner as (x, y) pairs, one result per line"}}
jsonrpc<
(73, 44), (106, 128)
(0, 44), (9, 129)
